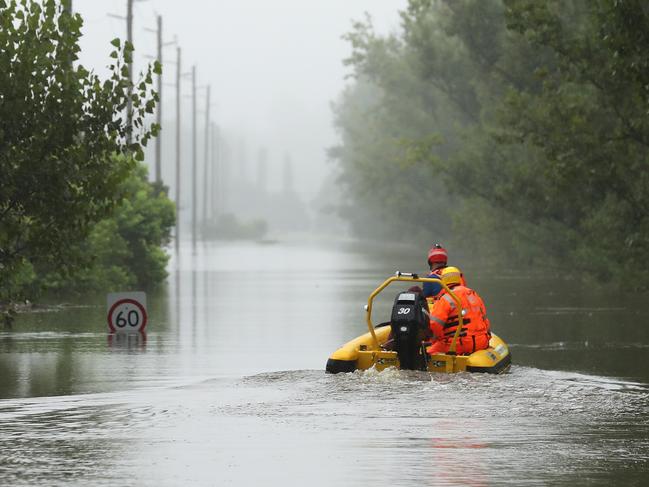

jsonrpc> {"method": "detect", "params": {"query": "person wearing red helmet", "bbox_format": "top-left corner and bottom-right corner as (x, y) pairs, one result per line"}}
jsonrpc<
(426, 243), (466, 287)
(427, 243), (448, 275)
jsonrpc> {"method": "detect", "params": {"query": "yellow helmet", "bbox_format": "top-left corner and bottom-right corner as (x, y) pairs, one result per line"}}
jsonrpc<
(441, 266), (463, 287)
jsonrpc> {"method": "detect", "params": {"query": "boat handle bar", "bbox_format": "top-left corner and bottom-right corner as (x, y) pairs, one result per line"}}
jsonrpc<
(365, 273), (464, 354)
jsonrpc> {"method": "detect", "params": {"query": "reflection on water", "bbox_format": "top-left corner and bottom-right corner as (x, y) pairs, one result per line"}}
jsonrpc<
(0, 239), (648, 486)
(107, 332), (147, 350)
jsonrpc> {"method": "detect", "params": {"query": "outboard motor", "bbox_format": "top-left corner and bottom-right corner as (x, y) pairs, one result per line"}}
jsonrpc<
(390, 291), (429, 370)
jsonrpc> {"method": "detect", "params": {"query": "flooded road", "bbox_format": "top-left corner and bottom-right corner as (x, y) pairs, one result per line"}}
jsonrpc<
(1, 239), (648, 485)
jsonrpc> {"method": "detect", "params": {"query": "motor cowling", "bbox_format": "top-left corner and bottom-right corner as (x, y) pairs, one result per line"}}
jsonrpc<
(390, 291), (429, 370)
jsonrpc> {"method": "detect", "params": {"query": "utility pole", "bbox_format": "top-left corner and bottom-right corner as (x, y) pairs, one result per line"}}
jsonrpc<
(192, 65), (197, 253)
(175, 46), (182, 255)
(109, 0), (137, 146)
(218, 134), (228, 215)
(211, 123), (219, 219)
(175, 56), (193, 256)
(283, 153), (294, 194)
(202, 85), (211, 225)
(155, 15), (162, 183)
(257, 147), (268, 193)
(145, 15), (175, 184)
(126, 0), (133, 145)
(64, 0), (74, 68)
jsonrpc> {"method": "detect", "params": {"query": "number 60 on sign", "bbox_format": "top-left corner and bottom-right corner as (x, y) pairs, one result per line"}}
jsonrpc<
(107, 292), (148, 333)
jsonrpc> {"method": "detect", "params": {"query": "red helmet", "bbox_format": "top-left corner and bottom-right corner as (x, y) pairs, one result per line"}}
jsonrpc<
(427, 244), (448, 266)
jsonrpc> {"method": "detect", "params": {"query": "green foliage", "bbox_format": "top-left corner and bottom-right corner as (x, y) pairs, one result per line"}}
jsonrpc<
(41, 160), (176, 293)
(334, 0), (649, 288)
(332, 20), (453, 242)
(501, 0), (649, 287)
(0, 0), (159, 301)
(0, 258), (36, 303)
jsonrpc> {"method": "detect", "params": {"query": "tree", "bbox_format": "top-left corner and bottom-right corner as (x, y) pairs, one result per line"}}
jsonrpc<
(502, 0), (649, 285)
(331, 15), (454, 242)
(0, 0), (160, 301)
(41, 160), (175, 293)
(334, 0), (649, 287)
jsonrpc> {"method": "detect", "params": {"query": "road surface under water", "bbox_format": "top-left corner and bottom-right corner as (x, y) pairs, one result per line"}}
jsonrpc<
(0, 239), (648, 486)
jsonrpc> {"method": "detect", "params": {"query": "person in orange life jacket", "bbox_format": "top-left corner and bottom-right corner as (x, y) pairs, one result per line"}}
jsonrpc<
(426, 243), (467, 286)
(427, 266), (491, 355)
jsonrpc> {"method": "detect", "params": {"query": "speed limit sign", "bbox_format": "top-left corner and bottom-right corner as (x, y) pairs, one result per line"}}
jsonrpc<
(107, 292), (148, 333)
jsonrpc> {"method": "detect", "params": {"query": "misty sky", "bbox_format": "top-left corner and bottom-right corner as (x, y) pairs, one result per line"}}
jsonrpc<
(74, 0), (407, 199)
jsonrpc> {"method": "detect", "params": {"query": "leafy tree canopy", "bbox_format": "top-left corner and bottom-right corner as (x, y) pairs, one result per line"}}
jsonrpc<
(0, 0), (160, 300)
(41, 160), (176, 294)
(334, 0), (649, 288)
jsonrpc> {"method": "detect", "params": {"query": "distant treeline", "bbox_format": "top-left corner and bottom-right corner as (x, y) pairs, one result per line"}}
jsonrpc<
(331, 0), (649, 288)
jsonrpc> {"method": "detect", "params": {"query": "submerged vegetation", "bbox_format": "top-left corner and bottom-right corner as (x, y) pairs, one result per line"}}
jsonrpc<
(0, 0), (170, 313)
(332, 0), (649, 288)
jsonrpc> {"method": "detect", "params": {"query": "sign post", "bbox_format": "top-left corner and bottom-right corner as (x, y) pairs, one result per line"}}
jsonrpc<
(107, 292), (148, 333)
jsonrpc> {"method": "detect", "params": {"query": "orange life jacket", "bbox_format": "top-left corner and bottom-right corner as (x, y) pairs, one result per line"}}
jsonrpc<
(428, 285), (490, 344)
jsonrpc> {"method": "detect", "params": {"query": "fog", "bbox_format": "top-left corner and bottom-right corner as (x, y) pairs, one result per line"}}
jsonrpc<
(73, 0), (407, 238)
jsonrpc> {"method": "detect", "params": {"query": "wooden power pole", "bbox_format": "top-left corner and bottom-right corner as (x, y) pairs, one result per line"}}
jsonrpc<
(126, 0), (133, 145)
(109, 0), (135, 145)
(202, 85), (211, 225)
(155, 14), (162, 183)
(211, 123), (219, 219)
(191, 65), (197, 253)
(175, 46), (182, 254)
(145, 15), (167, 183)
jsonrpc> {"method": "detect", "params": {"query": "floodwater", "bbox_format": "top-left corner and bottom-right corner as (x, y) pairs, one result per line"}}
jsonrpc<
(0, 239), (648, 486)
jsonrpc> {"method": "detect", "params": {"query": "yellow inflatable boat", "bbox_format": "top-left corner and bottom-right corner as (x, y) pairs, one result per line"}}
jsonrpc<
(326, 272), (511, 374)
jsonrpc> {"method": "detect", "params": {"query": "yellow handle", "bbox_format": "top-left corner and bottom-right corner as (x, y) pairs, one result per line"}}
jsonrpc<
(365, 273), (463, 351)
